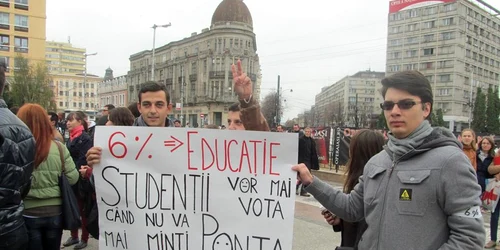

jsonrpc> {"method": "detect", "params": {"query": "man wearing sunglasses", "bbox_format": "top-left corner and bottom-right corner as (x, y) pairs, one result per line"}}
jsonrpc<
(294, 71), (484, 249)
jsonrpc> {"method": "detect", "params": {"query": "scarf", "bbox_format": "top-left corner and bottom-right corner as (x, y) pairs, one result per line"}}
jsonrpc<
(69, 125), (84, 141)
(387, 120), (433, 160)
(479, 150), (488, 162)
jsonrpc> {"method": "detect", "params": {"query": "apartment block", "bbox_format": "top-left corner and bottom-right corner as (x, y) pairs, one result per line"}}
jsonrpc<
(386, 0), (500, 131)
(46, 41), (85, 75)
(314, 71), (385, 128)
(0, 0), (46, 75)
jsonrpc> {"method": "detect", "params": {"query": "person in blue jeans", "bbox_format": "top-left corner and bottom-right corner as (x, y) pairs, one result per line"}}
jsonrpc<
(17, 104), (79, 250)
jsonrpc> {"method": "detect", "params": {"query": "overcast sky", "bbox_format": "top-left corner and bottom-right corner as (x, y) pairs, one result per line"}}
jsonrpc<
(46, 0), (500, 121)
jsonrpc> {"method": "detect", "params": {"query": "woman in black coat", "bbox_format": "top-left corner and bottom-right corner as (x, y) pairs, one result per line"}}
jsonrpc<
(63, 111), (93, 250)
(477, 137), (495, 194)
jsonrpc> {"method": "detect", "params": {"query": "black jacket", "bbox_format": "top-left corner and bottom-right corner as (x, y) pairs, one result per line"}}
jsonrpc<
(477, 150), (494, 179)
(298, 135), (319, 170)
(0, 99), (35, 236)
(66, 132), (93, 170)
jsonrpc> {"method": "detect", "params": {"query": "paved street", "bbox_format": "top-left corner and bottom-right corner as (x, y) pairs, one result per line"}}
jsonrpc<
(60, 180), (494, 250)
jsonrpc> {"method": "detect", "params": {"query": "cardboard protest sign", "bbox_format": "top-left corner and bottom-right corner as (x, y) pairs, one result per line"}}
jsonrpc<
(93, 127), (298, 250)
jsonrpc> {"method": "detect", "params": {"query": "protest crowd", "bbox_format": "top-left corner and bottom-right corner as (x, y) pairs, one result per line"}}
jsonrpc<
(0, 29), (498, 250)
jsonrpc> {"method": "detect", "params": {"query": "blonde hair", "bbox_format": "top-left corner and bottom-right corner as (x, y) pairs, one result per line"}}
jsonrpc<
(461, 128), (477, 151)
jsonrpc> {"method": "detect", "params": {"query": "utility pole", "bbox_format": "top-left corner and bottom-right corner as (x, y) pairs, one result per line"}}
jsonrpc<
(276, 75), (280, 127)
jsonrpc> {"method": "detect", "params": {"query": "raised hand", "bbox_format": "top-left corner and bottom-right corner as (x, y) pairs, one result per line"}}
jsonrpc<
(231, 59), (253, 100)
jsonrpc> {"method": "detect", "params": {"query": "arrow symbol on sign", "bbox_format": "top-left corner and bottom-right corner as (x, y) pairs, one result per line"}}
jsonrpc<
(164, 136), (184, 152)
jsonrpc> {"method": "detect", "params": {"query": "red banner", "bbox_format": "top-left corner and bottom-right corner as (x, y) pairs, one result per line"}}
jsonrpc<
(389, 0), (456, 13)
(311, 127), (331, 165)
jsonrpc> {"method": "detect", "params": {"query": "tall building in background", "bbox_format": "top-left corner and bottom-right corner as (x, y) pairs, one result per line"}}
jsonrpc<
(386, 0), (500, 131)
(314, 70), (385, 128)
(127, 0), (261, 127)
(46, 41), (102, 118)
(0, 0), (46, 75)
(46, 41), (85, 75)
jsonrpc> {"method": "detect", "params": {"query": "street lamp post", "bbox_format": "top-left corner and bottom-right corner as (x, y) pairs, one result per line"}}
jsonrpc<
(151, 23), (171, 81)
(275, 75), (293, 126)
(83, 52), (97, 111)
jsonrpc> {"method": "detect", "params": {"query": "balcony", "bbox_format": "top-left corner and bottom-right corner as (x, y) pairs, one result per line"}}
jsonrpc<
(14, 25), (28, 32)
(14, 47), (28, 53)
(14, 3), (28, 10)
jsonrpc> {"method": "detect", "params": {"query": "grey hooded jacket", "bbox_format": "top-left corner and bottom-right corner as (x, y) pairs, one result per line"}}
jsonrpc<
(305, 128), (485, 250)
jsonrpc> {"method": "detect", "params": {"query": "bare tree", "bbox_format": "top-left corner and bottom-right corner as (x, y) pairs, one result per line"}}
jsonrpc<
(260, 91), (284, 128)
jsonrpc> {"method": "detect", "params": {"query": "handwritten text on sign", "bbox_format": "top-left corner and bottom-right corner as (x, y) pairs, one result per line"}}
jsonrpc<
(94, 127), (298, 250)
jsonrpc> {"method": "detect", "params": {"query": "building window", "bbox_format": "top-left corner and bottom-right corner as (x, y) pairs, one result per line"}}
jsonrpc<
(409, 9), (418, 18)
(423, 34), (434, 42)
(407, 37), (418, 44)
(406, 50), (417, 57)
(441, 32), (454, 40)
(14, 0), (28, 10)
(421, 62), (434, 69)
(0, 12), (8, 29)
(389, 39), (401, 46)
(440, 74), (451, 82)
(443, 3), (455, 12)
(407, 24), (418, 31)
(423, 21), (435, 29)
(404, 63), (417, 70)
(390, 26), (401, 34)
(438, 89), (451, 96)
(423, 48), (434, 56)
(438, 60), (453, 68)
(0, 34), (8, 51)
(14, 36), (27, 52)
(442, 18), (453, 26)
(14, 15), (28, 31)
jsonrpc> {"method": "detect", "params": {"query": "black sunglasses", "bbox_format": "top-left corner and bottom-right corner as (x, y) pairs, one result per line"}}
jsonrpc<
(380, 100), (421, 111)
